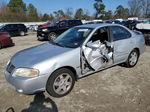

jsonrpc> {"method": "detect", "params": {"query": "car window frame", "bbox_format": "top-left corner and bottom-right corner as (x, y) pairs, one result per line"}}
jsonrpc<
(86, 26), (112, 44)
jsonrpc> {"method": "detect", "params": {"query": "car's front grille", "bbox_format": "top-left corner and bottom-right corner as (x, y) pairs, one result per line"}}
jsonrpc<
(6, 63), (15, 73)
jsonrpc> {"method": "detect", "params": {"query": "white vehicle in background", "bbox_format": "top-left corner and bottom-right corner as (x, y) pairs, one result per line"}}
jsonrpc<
(136, 19), (150, 33)
(28, 25), (38, 31)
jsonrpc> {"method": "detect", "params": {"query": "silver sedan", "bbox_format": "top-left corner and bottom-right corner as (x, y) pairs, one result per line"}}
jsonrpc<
(4, 24), (145, 97)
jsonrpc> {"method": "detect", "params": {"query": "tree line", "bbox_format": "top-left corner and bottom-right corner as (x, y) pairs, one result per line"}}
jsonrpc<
(0, 0), (149, 22)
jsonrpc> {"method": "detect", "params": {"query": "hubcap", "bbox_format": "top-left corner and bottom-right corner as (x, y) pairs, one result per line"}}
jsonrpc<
(129, 52), (138, 66)
(53, 73), (72, 95)
(49, 33), (56, 41)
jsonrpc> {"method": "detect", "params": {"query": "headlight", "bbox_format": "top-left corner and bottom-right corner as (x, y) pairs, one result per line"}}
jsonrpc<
(13, 68), (39, 77)
(42, 29), (48, 31)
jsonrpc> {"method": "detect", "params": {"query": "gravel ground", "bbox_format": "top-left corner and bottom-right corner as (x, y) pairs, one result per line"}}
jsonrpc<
(0, 33), (150, 112)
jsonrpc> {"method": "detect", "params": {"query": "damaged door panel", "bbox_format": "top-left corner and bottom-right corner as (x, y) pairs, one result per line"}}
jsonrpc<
(81, 40), (113, 74)
(81, 26), (114, 74)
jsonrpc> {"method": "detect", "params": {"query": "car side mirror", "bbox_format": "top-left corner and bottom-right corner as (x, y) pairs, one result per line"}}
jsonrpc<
(86, 41), (100, 48)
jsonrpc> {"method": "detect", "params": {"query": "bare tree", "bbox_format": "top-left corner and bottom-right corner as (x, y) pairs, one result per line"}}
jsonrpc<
(128, 0), (150, 18)
(140, 0), (150, 17)
(128, 0), (141, 17)
(0, 1), (10, 22)
(65, 8), (73, 19)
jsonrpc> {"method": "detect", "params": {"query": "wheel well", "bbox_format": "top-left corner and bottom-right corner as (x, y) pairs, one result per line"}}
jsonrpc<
(134, 48), (140, 55)
(52, 66), (78, 81)
(49, 32), (56, 35)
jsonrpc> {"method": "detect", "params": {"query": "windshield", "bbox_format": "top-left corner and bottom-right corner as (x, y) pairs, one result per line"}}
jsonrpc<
(52, 27), (93, 48)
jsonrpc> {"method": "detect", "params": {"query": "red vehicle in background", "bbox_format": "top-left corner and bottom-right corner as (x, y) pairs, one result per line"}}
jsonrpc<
(38, 22), (51, 28)
(0, 32), (14, 49)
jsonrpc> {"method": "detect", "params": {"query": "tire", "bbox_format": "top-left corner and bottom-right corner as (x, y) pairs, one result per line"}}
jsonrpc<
(48, 32), (57, 41)
(20, 31), (25, 36)
(46, 68), (75, 98)
(125, 49), (139, 68)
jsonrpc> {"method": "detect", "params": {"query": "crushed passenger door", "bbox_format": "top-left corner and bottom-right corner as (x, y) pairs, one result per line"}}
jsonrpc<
(82, 40), (113, 71)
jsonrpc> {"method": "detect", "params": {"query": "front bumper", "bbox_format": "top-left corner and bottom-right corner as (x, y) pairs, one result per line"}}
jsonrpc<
(37, 31), (49, 40)
(4, 69), (50, 94)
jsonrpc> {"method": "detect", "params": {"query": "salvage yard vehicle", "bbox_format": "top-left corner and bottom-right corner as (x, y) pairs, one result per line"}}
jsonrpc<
(4, 24), (145, 98)
(136, 19), (150, 44)
(0, 24), (27, 36)
(37, 19), (83, 41)
(136, 19), (150, 33)
(38, 22), (51, 28)
(0, 32), (13, 49)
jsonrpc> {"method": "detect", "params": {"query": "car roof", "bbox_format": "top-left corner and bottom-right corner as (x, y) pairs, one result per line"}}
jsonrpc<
(76, 23), (117, 29)
(5, 23), (25, 25)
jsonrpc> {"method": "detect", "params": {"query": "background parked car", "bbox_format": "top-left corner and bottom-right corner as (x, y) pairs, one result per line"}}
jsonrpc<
(136, 19), (150, 33)
(112, 20), (122, 24)
(103, 20), (113, 24)
(0, 32), (14, 49)
(38, 22), (51, 28)
(27, 25), (38, 31)
(122, 20), (141, 30)
(37, 19), (83, 41)
(0, 24), (28, 37)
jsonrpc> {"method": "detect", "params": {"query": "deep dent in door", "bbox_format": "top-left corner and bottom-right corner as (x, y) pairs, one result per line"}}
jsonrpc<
(81, 40), (113, 74)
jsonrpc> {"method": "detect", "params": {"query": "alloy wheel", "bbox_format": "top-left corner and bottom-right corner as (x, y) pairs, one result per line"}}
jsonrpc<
(53, 73), (72, 95)
(129, 51), (138, 66)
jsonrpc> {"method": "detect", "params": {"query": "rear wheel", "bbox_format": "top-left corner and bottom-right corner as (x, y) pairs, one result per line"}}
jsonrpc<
(125, 49), (139, 67)
(48, 32), (57, 41)
(20, 31), (25, 36)
(46, 68), (75, 97)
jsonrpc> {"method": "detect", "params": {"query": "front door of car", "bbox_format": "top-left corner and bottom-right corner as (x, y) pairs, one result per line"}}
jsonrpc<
(81, 27), (114, 74)
(110, 26), (134, 63)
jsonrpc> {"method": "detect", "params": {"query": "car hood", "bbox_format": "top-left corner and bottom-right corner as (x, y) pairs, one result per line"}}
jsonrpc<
(11, 42), (73, 67)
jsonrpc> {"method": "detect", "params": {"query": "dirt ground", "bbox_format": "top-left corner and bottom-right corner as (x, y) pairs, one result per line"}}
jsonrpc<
(0, 32), (150, 112)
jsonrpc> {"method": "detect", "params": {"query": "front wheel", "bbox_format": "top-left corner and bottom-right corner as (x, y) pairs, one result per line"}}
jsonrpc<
(46, 68), (75, 97)
(48, 32), (57, 41)
(125, 49), (139, 67)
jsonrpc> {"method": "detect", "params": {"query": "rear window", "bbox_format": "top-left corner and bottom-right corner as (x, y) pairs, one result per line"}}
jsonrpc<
(74, 20), (82, 25)
(17, 24), (26, 28)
